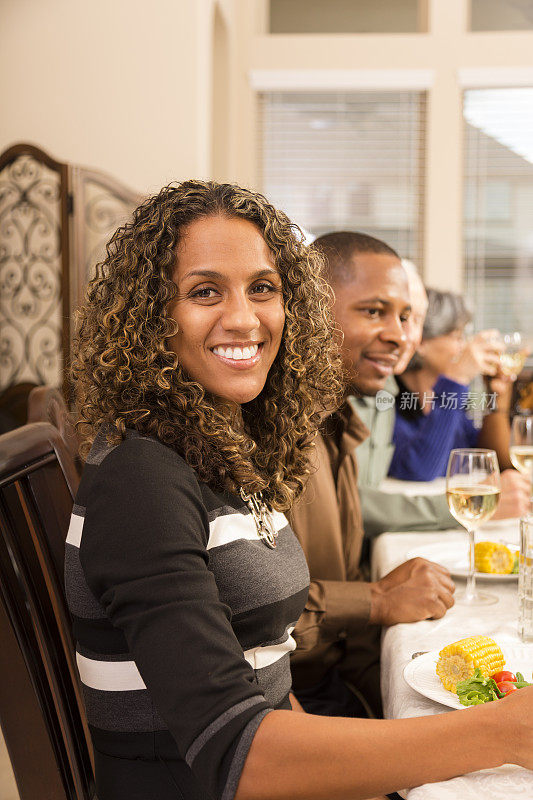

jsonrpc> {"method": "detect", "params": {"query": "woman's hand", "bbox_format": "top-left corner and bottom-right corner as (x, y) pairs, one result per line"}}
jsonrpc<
(446, 329), (503, 385)
(492, 469), (531, 519)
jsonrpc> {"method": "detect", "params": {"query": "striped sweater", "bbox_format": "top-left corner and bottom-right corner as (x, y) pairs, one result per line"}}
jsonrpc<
(65, 430), (309, 800)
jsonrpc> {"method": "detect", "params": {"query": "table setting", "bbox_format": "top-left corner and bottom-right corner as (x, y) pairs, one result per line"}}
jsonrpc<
(372, 442), (533, 799)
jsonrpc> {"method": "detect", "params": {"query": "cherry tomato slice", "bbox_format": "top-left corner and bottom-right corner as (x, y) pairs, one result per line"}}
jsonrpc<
(496, 680), (518, 697)
(491, 671), (516, 683)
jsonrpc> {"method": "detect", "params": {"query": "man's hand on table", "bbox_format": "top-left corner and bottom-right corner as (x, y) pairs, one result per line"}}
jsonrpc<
(369, 557), (455, 627)
(492, 469), (530, 520)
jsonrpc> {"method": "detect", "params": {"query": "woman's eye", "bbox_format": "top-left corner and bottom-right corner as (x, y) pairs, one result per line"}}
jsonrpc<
(251, 282), (276, 295)
(364, 308), (381, 317)
(191, 286), (218, 299)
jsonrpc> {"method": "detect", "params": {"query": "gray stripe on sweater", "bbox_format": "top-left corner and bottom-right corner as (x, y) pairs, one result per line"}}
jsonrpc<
(65, 543), (106, 619)
(207, 529), (309, 616)
(81, 684), (167, 732)
(185, 695), (265, 767)
(255, 652), (292, 708)
(221, 709), (271, 800)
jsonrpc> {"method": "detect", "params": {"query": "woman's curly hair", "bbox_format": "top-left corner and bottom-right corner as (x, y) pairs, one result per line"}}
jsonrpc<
(72, 179), (343, 511)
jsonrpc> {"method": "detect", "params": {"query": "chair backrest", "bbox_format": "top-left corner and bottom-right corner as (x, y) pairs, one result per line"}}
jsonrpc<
(0, 382), (38, 434)
(27, 386), (82, 475)
(0, 423), (94, 800)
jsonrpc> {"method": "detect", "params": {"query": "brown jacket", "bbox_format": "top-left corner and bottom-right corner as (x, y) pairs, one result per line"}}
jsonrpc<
(288, 402), (372, 688)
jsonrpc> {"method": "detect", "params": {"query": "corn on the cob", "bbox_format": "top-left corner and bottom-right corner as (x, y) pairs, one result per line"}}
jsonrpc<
(436, 636), (505, 692)
(474, 542), (514, 574)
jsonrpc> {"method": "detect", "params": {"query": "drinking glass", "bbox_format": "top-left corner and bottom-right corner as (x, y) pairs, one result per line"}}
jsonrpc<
(500, 332), (526, 378)
(446, 448), (501, 605)
(510, 414), (533, 509)
(519, 514), (533, 643)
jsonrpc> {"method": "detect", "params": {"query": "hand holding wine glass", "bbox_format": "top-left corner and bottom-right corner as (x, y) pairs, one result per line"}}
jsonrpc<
(510, 414), (533, 509)
(446, 448), (501, 605)
(500, 332), (527, 379)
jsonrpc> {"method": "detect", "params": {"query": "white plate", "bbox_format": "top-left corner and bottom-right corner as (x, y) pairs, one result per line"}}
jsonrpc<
(404, 644), (533, 710)
(406, 541), (518, 581)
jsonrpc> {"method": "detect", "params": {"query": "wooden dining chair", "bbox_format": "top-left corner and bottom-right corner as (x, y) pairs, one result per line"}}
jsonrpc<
(0, 422), (95, 800)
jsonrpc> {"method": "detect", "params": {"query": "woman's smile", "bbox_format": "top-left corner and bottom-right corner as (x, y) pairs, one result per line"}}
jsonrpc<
(210, 342), (263, 367)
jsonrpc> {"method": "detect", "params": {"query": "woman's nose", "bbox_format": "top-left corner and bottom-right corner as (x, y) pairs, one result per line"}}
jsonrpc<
(220, 294), (260, 332)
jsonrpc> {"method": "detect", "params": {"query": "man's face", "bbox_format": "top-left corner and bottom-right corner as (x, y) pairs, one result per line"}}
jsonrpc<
(332, 252), (411, 396)
(394, 267), (428, 375)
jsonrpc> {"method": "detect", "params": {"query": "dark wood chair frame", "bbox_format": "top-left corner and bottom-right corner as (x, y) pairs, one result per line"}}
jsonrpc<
(0, 423), (94, 800)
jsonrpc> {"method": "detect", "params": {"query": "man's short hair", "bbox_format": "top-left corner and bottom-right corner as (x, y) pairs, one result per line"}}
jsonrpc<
(312, 231), (399, 284)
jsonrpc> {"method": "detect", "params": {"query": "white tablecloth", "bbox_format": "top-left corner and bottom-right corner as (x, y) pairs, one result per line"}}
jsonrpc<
(372, 521), (533, 800)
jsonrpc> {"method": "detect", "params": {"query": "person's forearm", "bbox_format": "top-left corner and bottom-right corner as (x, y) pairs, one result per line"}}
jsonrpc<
(359, 485), (455, 538)
(289, 692), (306, 713)
(293, 579), (371, 653)
(477, 411), (513, 471)
(236, 704), (503, 800)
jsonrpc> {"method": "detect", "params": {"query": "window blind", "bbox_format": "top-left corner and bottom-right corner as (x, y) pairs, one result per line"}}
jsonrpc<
(259, 90), (426, 262)
(464, 88), (533, 345)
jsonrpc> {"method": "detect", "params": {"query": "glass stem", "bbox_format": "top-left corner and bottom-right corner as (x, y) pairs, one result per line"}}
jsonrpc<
(465, 527), (476, 600)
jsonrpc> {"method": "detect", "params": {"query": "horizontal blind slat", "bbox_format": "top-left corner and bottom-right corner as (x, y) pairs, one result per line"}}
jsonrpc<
(259, 90), (425, 263)
(464, 88), (533, 341)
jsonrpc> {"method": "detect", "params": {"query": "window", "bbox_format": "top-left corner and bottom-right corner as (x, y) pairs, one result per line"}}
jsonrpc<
(269, 0), (420, 34)
(463, 88), (533, 342)
(259, 90), (426, 261)
(470, 0), (533, 31)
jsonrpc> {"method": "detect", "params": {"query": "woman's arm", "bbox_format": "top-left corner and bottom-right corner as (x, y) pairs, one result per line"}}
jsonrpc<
(476, 375), (513, 470)
(289, 693), (305, 713)
(236, 688), (533, 800)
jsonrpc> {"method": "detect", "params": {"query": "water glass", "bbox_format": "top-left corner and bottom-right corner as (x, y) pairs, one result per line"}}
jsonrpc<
(519, 514), (533, 643)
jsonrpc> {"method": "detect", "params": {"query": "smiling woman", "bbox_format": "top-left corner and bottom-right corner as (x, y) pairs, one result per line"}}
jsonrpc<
(67, 179), (343, 800)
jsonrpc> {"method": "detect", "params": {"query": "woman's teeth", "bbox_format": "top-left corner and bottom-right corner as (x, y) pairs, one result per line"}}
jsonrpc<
(212, 344), (259, 360)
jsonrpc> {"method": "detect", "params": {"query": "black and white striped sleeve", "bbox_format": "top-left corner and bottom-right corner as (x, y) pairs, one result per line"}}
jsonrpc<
(79, 437), (271, 800)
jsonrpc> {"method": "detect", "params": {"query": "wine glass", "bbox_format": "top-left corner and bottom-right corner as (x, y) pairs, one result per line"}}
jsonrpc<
(446, 448), (501, 605)
(510, 414), (533, 509)
(500, 332), (526, 378)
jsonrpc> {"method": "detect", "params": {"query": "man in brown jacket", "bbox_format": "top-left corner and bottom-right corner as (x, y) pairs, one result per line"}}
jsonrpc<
(289, 232), (455, 718)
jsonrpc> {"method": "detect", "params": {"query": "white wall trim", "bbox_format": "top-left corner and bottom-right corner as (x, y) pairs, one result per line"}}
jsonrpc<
(459, 67), (533, 88)
(249, 68), (434, 91)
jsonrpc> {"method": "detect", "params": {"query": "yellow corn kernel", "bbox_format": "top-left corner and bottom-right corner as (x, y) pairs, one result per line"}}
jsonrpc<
(474, 542), (514, 574)
(436, 636), (505, 692)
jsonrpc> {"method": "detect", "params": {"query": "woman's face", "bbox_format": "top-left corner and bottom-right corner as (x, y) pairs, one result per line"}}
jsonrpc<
(167, 215), (285, 406)
(418, 327), (465, 375)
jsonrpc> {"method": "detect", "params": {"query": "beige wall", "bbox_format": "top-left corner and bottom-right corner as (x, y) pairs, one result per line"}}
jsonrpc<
(2, 0), (533, 287)
(0, 0), (215, 194)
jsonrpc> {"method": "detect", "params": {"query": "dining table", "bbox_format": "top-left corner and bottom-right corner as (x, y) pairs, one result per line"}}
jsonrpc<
(371, 510), (533, 800)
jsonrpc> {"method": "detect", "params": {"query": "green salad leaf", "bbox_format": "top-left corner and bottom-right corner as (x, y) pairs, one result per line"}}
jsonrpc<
(455, 668), (503, 706)
(514, 672), (531, 688)
(512, 553), (519, 574)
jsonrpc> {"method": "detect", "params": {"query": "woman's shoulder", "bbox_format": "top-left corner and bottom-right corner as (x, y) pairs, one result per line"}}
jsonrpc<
(86, 428), (191, 472)
(78, 428), (203, 506)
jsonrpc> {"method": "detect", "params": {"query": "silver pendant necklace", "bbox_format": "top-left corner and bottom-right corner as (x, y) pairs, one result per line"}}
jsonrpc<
(239, 488), (278, 549)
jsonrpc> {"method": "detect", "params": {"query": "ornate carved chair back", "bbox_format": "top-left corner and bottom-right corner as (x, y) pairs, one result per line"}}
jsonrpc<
(0, 423), (94, 800)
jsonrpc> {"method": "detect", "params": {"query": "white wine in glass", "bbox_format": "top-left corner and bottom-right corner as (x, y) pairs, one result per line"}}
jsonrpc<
(500, 332), (526, 378)
(510, 415), (533, 509)
(446, 449), (501, 605)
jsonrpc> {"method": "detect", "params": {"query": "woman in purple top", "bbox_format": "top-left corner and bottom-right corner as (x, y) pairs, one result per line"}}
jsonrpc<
(389, 289), (513, 481)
